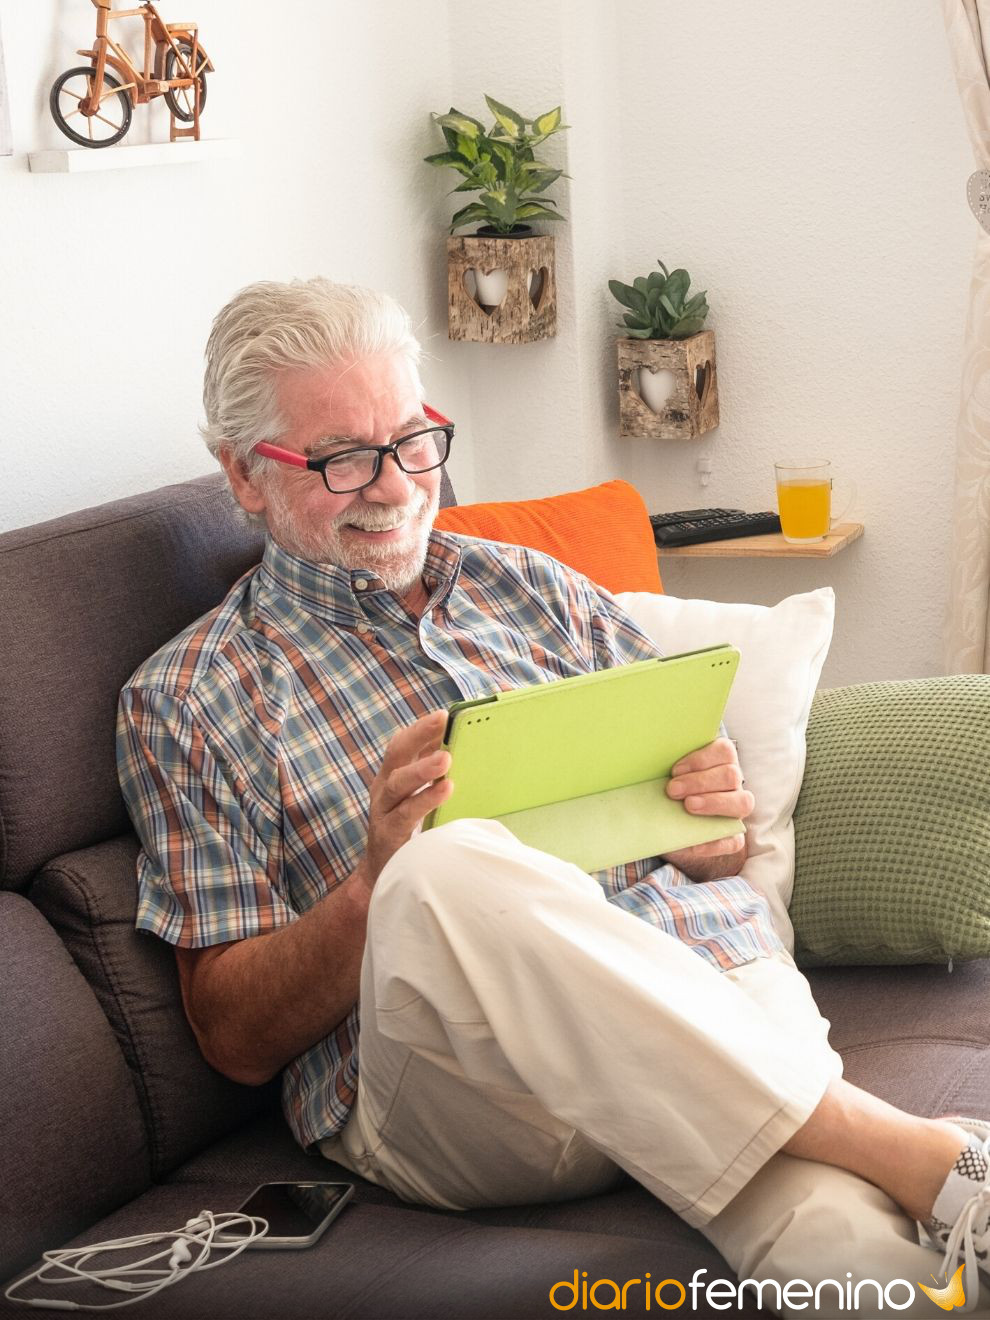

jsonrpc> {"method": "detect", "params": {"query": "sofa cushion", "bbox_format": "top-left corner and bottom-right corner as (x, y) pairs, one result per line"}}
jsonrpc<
(434, 480), (663, 594)
(168, 1108), (355, 1188)
(0, 1180), (757, 1318)
(0, 891), (150, 1282)
(792, 676), (990, 964)
(806, 959), (990, 1118)
(0, 476), (265, 891)
(30, 835), (278, 1179)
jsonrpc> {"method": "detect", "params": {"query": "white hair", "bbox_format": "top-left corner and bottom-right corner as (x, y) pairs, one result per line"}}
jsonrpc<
(201, 277), (423, 475)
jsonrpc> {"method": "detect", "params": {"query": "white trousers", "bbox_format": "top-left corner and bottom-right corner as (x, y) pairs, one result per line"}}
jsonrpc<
(320, 819), (989, 1318)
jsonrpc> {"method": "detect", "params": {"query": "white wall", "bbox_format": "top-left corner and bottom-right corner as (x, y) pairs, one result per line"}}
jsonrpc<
(620, 0), (973, 690)
(0, 0), (976, 688)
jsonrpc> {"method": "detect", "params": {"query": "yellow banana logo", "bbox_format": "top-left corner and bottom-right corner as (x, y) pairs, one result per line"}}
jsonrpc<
(917, 1263), (967, 1311)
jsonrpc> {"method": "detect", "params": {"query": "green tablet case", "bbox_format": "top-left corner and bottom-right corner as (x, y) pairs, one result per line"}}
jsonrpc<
(422, 644), (742, 873)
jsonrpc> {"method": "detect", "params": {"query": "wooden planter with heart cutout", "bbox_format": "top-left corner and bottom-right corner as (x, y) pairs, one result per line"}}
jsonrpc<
(447, 233), (556, 343)
(617, 331), (718, 438)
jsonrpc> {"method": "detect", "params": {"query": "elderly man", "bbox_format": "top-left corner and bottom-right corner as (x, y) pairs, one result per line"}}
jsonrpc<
(117, 277), (990, 1317)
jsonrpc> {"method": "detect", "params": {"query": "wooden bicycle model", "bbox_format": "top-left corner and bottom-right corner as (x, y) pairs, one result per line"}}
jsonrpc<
(49, 0), (213, 148)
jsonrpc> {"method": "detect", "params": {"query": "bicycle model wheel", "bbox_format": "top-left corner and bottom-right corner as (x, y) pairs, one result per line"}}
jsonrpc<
(161, 39), (208, 121)
(49, 66), (132, 148)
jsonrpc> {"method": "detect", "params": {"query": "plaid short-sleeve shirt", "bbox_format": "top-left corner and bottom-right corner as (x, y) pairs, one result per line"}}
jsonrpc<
(117, 531), (783, 1150)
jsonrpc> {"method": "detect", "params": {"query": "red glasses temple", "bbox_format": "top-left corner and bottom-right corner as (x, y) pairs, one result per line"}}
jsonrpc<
(422, 403), (451, 427)
(252, 403), (452, 470)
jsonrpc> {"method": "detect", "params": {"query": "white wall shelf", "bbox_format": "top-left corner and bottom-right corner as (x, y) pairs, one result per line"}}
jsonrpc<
(28, 138), (241, 173)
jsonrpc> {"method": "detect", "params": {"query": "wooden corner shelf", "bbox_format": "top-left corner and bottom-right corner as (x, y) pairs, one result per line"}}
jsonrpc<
(658, 522), (864, 559)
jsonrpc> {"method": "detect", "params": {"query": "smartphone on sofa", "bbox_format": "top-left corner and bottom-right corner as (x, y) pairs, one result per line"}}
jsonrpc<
(217, 1181), (354, 1249)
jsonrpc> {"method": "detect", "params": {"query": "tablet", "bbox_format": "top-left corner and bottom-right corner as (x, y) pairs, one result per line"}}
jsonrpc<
(422, 643), (742, 873)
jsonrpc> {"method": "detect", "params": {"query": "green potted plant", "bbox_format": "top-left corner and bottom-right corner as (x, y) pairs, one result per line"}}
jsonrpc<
(425, 95), (567, 343)
(609, 260), (719, 438)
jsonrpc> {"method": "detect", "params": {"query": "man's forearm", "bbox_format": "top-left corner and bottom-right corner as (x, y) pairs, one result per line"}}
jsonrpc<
(662, 837), (749, 883)
(177, 864), (372, 1085)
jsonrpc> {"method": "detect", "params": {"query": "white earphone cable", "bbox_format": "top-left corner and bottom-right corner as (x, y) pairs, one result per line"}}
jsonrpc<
(3, 1210), (269, 1311)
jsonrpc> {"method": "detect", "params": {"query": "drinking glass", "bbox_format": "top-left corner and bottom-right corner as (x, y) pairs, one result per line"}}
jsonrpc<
(774, 461), (855, 544)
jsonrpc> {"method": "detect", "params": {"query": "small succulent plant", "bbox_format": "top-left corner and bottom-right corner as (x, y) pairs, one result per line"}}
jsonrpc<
(425, 95), (568, 235)
(608, 260), (709, 339)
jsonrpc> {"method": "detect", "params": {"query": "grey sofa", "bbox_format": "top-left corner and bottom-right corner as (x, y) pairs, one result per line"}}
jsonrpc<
(3, 473), (990, 1320)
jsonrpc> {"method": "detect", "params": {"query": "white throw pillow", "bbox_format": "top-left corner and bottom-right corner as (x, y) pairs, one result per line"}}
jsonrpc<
(613, 588), (835, 952)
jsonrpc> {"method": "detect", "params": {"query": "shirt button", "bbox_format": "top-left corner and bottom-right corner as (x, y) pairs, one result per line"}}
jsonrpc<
(356, 623), (373, 636)
(354, 578), (369, 591)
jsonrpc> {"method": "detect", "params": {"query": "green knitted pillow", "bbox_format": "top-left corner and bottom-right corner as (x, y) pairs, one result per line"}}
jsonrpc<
(791, 675), (990, 966)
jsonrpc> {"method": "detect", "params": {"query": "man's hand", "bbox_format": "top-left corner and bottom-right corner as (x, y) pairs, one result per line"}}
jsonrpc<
(662, 737), (754, 880)
(353, 709), (454, 897)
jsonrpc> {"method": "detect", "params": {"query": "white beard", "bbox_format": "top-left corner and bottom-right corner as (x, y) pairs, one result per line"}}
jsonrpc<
(263, 480), (439, 596)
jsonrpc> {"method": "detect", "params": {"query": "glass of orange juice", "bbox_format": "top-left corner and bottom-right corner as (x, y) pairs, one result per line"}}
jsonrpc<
(774, 461), (850, 544)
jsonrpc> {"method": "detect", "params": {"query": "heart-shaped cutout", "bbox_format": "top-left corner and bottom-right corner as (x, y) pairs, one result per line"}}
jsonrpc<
(465, 267), (508, 310)
(637, 366), (676, 413)
(462, 270), (495, 315)
(528, 267), (548, 310)
(695, 360), (712, 404)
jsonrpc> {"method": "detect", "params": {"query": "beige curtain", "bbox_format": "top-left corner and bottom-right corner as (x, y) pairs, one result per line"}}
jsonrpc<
(943, 1), (990, 672)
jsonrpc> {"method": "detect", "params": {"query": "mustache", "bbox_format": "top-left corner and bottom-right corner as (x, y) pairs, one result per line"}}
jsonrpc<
(339, 493), (427, 532)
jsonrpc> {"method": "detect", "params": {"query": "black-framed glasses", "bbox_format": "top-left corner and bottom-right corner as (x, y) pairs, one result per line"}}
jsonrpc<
(253, 403), (454, 495)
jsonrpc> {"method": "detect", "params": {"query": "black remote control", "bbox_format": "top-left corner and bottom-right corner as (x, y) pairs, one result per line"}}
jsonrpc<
(649, 508), (741, 530)
(650, 509), (782, 547)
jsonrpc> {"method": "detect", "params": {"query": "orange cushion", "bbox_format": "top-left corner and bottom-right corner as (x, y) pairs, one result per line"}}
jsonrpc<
(434, 479), (663, 595)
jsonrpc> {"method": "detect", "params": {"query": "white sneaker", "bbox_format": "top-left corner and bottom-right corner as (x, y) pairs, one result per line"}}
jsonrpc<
(920, 1117), (990, 1313)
